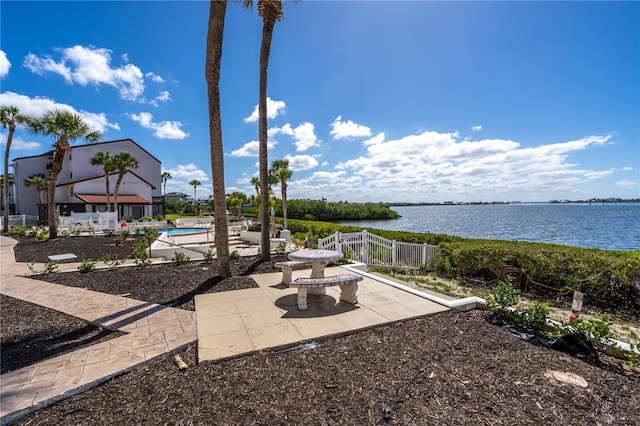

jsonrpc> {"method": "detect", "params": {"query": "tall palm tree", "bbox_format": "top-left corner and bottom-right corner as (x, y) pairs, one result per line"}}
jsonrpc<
(250, 0), (284, 260)
(205, 0), (231, 277)
(0, 174), (15, 220)
(111, 151), (139, 219)
(190, 179), (201, 215)
(1, 106), (26, 232)
(270, 158), (292, 229)
(24, 173), (48, 205)
(90, 151), (115, 212)
(161, 171), (172, 195)
(24, 110), (101, 239)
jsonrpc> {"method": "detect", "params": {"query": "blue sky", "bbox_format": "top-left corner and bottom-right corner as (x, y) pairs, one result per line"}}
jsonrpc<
(1, 1), (638, 203)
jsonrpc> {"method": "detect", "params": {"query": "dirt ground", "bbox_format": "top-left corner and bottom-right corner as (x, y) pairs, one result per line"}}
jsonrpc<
(3, 235), (640, 425)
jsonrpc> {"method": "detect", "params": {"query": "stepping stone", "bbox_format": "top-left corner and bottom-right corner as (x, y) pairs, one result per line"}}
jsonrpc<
(48, 253), (77, 261)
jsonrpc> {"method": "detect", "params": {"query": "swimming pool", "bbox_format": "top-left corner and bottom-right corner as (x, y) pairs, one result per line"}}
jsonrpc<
(155, 227), (212, 236)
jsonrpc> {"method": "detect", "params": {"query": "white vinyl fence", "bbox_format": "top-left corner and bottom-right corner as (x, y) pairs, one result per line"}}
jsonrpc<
(0, 214), (40, 227)
(318, 230), (437, 271)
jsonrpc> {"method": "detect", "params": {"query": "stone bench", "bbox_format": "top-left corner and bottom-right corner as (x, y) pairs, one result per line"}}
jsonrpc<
(275, 260), (310, 285)
(290, 274), (364, 310)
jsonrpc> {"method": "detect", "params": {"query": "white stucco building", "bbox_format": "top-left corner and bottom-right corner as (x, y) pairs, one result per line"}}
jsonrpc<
(12, 138), (163, 221)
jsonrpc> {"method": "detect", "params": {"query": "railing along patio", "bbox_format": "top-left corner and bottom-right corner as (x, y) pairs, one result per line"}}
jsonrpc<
(318, 230), (436, 271)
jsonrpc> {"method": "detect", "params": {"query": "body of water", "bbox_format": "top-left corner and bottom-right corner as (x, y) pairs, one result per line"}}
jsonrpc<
(338, 203), (640, 251)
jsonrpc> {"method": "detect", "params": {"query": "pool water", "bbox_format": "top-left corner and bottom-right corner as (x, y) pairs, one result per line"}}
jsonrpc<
(155, 227), (212, 236)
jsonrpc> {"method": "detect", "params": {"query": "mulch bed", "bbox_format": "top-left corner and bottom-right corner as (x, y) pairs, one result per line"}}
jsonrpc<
(3, 235), (640, 425)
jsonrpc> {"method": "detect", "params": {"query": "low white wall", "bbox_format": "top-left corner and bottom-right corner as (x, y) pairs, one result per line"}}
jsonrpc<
(147, 232), (214, 259)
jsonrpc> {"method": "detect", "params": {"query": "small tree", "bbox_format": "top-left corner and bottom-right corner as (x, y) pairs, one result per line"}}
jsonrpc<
(24, 110), (101, 238)
(24, 174), (48, 205)
(190, 179), (201, 216)
(90, 151), (115, 212)
(161, 171), (172, 195)
(269, 158), (292, 229)
(1, 106), (26, 232)
(111, 152), (139, 219)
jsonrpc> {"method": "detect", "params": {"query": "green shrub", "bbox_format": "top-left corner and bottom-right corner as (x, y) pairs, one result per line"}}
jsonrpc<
(101, 254), (122, 268)
(203, 248), (215, 263)
(28, 261), (59, 277)
(78, 258), (97, 273)
(122, 215), (134, 222)
(515, 302), (549, 333)
(230, 250), (241, 260)
(571, 315), (613, 343)
(140, 216), (153, 222)
(486, 278), (520, 315)
(132, 239), (152, 267)
(172, 251), (190, 265)
(8, 226), (29, 236)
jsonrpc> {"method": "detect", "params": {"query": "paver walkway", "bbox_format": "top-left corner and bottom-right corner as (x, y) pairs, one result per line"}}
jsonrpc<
(0, 236), (197, 424)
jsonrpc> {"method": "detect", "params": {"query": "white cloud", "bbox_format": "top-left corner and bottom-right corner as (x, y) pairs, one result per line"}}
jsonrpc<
(244, 97), (286, 123)
(0, 50), (10, 78)
(149, 90), (171, 107)
(284, 154), (318, 171)
(330, 115), (371, 140)
(318, 131), (618, 202)
(162, 163), (212, 197)
(268, 123), (294, 139)
(309, 170), (347, 181)
(0, 91), (119, 134)
(363, 132), (385, 146)
(0, 134), (41, 151)
(229, 140), (276, 157)
(129, 112), (188, 139)
(615, 179), (638, 187)
(145, 72), (165, 83)
(23, 45), (146, 101)
(471, 125), (482, 132)
(292, 122), (319, 151)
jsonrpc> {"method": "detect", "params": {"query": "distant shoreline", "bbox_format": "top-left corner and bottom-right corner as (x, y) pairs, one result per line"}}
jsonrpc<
(389, 199), (640, 207)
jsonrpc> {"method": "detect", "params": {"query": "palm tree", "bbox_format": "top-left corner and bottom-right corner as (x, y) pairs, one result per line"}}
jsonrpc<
(161, 171), (172, 195)
(250, 175), (261, 219)
(270, 158), (292, 229)
(24, 173), (48, 205)
(90, 151), (115, 212)
(190, 179), (201, 216)
(1, 106), (26, 232)
(205, 0), (231, 277)
(24, 110), (101, 239)
(0, 174), (15, 220)
(243, 0), (285, 261)
(111, 152), (139, 220)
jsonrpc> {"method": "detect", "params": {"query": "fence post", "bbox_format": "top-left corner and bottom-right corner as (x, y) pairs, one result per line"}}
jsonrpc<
(336, 231), (341, 252)
(21, 214), (26, 227)
(422, 243), (427, 268)
(392, 240), (397, 268)
(362, 230), (368, 264)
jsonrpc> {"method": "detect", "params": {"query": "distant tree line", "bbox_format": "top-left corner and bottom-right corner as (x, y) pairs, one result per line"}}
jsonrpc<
(274, 199), (400, 222)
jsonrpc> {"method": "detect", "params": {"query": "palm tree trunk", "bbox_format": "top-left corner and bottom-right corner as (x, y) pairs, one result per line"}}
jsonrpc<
(259, 19), (276, 262)
(47, 145), (66, 239)
(282, 183), (288, 229)
(105, 173), (111, 212)
(206, 0), (230, 277)
(113, 173), (124, 220)
(2, 125), (14, 233)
